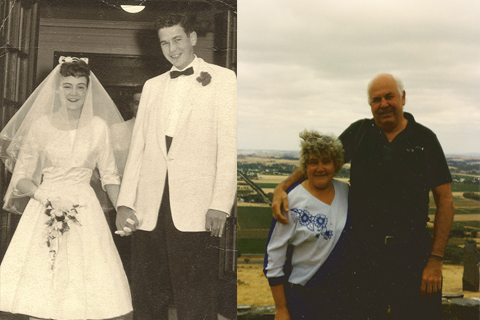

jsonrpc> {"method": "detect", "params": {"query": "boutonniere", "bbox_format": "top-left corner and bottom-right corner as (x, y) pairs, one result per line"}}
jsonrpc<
(196, 72), (212, 86)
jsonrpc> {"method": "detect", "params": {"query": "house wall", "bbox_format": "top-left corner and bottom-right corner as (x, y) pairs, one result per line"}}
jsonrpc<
(37, 18), (214, 85)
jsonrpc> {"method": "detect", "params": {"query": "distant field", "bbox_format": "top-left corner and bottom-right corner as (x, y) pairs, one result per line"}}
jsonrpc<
(253, 175), (349, 186)
(237, 206), (273, 231)
(454, 221), (480, 228)
(452, 208), (480, 215)
(252, 180), (478, 192)
(238, 195), (479, 254)
(429, 208), (479, 216)
(430, 194), (479, 209)
(237, 154), (480, 254)
(237, 206), (273, 254)
(451, 173), (480, 178)
(451, 183), (480, 192)
(238, 239), (268, 256)
(238, 191), (255, 196)
(237, 156), (299, 165)
(255, 183), (279, 188)
(255, 174), (289, 184)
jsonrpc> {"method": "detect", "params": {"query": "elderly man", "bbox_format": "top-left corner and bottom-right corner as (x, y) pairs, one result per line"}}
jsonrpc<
(272, 73), (454, 319)
(116, 13), (236, 320)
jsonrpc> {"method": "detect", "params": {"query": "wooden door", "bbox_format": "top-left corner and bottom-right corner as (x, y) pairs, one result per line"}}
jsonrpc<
(0, 0), (40, 261)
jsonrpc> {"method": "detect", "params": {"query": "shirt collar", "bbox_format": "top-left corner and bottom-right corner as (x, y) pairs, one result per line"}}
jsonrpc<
(403, 112), (415, 124)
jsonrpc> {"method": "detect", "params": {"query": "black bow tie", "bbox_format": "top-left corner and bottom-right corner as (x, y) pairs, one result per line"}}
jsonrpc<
(170, 67), (194, 79)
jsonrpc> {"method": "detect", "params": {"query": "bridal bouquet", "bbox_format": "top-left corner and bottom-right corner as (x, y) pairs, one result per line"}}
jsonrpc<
(44, 198), (81, 270)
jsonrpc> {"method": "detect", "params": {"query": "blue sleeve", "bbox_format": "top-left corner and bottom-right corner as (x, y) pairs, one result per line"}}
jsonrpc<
(263, 186), (298, 286)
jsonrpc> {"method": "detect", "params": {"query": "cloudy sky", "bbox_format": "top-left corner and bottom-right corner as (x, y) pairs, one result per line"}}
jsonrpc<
(237, 0), (480, 155)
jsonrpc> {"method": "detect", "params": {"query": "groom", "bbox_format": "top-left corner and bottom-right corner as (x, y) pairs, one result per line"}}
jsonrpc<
(116, 13), (237, 320)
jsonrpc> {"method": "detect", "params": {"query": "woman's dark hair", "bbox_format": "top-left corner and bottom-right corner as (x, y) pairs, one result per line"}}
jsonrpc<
(155, 13), (195, 35)
(59, 60), (90, 85)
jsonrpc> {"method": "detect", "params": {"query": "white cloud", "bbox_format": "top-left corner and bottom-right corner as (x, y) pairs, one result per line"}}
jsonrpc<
(238, 0), (480, 154)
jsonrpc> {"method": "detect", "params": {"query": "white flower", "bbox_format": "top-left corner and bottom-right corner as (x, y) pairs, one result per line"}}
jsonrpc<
(52, 209), (64, 218)
(50, 198), (74, 212)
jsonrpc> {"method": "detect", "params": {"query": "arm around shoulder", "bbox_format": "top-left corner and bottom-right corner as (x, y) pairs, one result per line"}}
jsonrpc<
(272, 169), (304, 224)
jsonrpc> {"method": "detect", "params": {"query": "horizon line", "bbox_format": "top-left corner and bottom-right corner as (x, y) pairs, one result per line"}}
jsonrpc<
(237, 149), (480, 157)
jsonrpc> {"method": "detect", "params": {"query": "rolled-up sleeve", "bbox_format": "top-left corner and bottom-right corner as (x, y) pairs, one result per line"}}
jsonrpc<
(264, 210), (296, 286)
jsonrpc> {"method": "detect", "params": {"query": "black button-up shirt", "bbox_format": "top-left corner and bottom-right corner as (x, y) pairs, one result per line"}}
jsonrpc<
(339, 112), (452, 238)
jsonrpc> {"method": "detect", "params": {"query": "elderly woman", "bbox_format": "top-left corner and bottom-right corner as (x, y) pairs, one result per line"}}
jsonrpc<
(264, 129), (351, 320)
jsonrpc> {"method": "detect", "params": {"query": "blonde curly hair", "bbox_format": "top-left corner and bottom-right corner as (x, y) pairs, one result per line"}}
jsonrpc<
(299, 129), (345, 175)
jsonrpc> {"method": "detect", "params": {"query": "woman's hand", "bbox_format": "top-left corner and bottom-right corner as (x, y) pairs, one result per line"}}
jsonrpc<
(33, 187), (50, 206)
(116, 206), (139, 236)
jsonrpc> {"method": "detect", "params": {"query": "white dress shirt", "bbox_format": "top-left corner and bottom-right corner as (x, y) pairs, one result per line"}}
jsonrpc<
(164, 57), (199, 137)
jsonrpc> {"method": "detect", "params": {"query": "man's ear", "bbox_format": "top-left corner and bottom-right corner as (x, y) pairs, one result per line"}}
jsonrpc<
(189, 31), (198, 46)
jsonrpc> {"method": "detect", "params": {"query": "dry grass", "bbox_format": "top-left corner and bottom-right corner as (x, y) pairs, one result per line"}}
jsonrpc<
(255, 174), (290, 184)
(237, 257), (480, 306)
(237, 262), (274, 306)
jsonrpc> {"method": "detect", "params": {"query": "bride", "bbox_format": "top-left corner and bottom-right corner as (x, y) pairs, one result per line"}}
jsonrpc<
(0, 57), (132, 319)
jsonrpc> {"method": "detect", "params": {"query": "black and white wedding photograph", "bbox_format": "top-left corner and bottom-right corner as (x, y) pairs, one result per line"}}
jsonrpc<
(0, 1), (237, 319)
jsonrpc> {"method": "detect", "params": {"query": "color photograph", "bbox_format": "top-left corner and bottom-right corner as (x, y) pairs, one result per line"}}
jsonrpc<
(237, 1), (479, 319)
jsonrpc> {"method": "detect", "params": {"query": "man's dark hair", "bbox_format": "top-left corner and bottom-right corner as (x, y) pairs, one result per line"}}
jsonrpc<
(132, 85), (143, 96)
(155, 13), (195, 35)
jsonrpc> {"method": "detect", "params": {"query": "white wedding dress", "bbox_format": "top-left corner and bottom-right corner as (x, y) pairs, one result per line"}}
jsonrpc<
(0, 116), (132, 320)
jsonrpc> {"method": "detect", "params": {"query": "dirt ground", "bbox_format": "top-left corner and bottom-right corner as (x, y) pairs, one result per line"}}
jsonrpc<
(237, 257), (480, 306)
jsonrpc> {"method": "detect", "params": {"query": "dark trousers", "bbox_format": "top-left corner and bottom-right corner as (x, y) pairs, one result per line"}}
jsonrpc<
(346, 230), (442, 320)
(130, 175), (219, 320)
(286, 283), (347, 320)
(109, 209), (132, 281)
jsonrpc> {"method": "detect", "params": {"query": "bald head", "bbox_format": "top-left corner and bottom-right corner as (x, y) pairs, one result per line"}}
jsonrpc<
(367, 73), (406, 133)
(367, 73), (404, 100)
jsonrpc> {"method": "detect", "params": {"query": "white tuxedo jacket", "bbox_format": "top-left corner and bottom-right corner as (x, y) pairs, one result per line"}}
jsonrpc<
(117, 58), (237, 231)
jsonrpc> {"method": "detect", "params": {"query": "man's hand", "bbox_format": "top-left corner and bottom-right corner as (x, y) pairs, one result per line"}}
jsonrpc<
(205, 209), (227, 237)
(420, 257), (443, 297)
(115, 206), (139, 237)
(272, 185), (289, 224)
(271, 169), (305, 224)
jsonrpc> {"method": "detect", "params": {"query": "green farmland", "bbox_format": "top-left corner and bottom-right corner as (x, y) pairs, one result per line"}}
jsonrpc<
(237, 206), (273, 255)
(238, 190), (480, 255)
(451, 183), (480, 192)
(255, 183), (280, 189)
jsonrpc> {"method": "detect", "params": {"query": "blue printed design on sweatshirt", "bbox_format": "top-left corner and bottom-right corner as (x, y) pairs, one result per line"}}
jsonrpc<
(291, 208), (333, 240)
